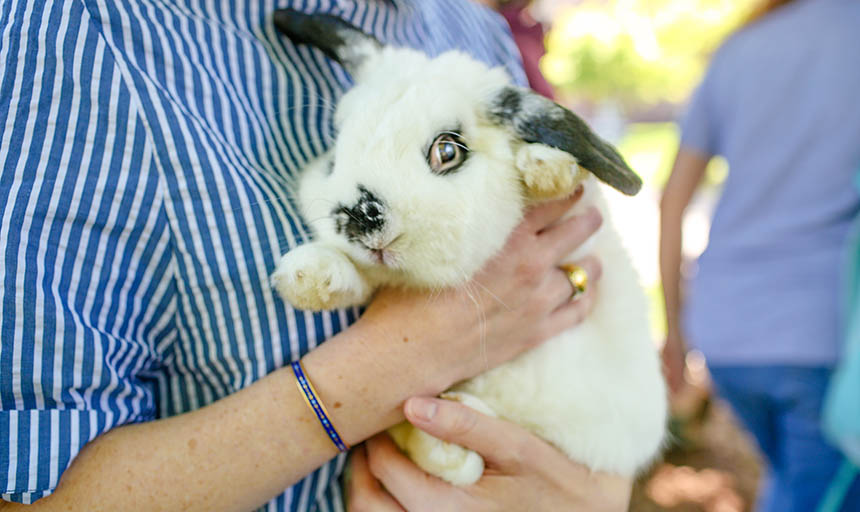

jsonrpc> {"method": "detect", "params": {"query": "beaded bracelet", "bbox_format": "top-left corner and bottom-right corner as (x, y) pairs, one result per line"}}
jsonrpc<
(291, 360), (350, 452)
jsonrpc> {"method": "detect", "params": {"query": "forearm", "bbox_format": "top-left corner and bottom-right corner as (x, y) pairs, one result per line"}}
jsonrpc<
(659, 146), (710, 339)
(1, 366), (326, 511)
(659, 209), (684, 337)
(3, 316), (460, 512)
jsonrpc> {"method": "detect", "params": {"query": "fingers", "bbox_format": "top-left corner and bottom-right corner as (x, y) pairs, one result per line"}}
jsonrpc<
(537, 255), (601, 320)
(364, 434), (452, 511)
(538, 206), (602, 262)
(559, 255), (602, 306)
(403, 397), (539, 473)
(545, 256), (602, 334)
(521, 185), (584, 232)
(346, 445), (405, 512)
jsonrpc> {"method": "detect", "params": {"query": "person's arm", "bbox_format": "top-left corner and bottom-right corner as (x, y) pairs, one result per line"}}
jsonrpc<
(659, 146), (710, 393)
(346, 397), (631, 512)
(1, 193), (602, 512)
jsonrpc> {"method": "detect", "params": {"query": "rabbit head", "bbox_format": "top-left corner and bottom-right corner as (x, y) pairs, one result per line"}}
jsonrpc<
(274, 9), (640, 288)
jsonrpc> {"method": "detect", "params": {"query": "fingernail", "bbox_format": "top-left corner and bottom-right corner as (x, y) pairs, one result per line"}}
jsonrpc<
(407, 397), (438, 422)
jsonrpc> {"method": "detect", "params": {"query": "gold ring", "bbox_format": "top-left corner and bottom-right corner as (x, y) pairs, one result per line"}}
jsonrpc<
(559, 263), (588, 300)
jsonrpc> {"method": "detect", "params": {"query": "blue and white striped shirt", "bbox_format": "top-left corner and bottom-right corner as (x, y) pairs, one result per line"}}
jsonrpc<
(0, 0), (525, 508)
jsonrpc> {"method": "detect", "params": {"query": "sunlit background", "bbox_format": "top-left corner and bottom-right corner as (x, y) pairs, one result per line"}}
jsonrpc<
(538, 0), (740, 335)
(528, 1), (764, 510)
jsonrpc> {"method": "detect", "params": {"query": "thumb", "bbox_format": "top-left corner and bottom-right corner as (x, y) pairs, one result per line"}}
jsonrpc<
(404, 396), (533, 471)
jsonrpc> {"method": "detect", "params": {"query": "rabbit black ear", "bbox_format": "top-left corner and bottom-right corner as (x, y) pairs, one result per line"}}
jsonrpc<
(273, 9), (382, 76)
(489, 87), (642, 196)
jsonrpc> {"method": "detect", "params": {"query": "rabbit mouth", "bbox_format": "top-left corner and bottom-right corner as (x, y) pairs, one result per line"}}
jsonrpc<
(368, 248), (396, 266)
(358, 234), (403, 267)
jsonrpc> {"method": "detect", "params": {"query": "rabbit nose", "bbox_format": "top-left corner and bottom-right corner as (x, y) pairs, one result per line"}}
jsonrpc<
(333, 185), (387, 239)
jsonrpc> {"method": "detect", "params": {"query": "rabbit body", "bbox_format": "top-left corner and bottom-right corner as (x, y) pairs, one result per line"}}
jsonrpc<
(271, 11), (667, 486)
(419, 185), (667, 483)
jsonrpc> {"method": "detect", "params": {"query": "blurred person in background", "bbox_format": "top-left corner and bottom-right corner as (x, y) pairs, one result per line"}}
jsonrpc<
(660, 0), (860, 510)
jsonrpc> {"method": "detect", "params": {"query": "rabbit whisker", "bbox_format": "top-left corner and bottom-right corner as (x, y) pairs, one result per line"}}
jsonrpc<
(454, 265), (489, 371)
(470, 278), (510, 311)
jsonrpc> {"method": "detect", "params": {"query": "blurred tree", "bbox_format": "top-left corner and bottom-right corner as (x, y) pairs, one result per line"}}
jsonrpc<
(542, 0), (750, 109)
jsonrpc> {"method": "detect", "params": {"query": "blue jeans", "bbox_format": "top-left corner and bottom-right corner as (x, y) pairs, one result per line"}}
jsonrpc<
(708, 366), (860, 512)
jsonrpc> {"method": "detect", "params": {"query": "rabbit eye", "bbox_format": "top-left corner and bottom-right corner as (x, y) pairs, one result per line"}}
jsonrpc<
(428, 133), (468, 175)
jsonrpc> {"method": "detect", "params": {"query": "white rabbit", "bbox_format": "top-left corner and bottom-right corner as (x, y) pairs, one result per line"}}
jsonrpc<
(271, 9), (667, 485)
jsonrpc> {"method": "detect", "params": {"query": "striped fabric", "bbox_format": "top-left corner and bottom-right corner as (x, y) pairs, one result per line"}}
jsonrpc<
(0, 0), (525, 509)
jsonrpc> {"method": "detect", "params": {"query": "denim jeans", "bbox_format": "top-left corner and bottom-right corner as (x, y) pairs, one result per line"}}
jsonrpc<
(708, 366), (860, 512)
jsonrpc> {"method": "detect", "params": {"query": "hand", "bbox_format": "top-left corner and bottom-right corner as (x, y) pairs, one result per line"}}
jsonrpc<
(662, 331), (687, 395)
(345, 397), (631, 512)
(356, 187), (604, 391)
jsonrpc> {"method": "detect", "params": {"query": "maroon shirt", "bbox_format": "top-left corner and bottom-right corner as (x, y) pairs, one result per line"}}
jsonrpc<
(500, 4), (555, 98)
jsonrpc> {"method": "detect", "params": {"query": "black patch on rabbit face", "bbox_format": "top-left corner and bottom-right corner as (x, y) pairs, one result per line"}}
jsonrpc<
(333, 185), (386, 240)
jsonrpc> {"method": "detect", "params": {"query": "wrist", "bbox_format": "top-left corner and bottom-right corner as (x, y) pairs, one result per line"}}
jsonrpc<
(299, 317), (457, 447)
(357, 289), (477, 390)
(353, 310), (463, 393)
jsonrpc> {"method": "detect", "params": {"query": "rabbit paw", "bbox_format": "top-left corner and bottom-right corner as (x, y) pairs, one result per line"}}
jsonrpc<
(517, 143), (588, 201)
(388, 422), (485, 487)
(271, 244), (371, 310)
(388, 392), (497, 486)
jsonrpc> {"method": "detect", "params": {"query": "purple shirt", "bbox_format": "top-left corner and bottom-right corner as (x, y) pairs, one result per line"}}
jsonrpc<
(680, 0), (860, 365)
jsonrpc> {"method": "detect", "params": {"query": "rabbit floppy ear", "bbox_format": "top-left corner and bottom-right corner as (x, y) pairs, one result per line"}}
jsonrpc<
(489, 87), (642, 196)
(273, 9), (383, 77)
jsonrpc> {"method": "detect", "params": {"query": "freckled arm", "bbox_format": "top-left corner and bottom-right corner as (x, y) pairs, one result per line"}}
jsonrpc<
(0, 315), (461, 512)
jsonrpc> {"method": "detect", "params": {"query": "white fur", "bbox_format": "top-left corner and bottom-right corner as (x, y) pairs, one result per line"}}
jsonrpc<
(273, 45), (667, 484)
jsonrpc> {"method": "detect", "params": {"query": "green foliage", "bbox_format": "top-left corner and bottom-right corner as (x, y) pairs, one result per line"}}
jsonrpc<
(617, 122), (728, 189)
(543, 0), (749, 108)
(617, 122), (679, 187)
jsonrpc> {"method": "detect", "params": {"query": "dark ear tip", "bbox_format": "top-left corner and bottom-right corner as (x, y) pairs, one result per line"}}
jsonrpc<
(272, 8), (295, 28)
(272, 8), (351, 65)
(271, 8), (381, 71)
(620, 173), (643, 196)
(272, 8), (316, 39)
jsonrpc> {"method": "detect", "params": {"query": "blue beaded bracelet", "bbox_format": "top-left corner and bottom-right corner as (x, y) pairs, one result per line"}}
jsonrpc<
(291, 360), (350, 452)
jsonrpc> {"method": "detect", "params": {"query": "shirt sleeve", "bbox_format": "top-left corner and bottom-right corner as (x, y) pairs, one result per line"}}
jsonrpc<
(0, 3), (175, 504)
(679, 51), (724, 157)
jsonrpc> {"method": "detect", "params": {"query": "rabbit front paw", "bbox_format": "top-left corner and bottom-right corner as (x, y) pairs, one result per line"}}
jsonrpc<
(271, 244), (371, 310)
(517, 143), (588, 201)
(388, 392), (498, 486)
(388, 422), (485, 487)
